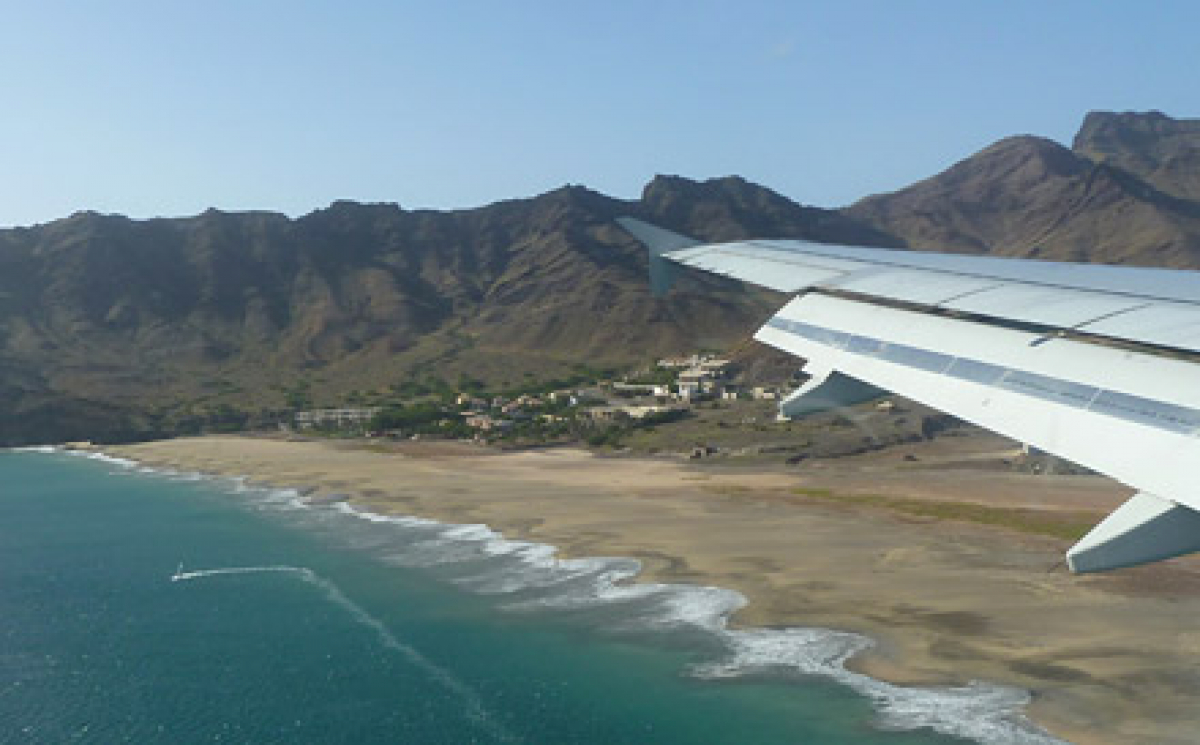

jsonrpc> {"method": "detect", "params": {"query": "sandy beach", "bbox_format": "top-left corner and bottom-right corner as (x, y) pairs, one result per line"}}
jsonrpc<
(110, 435), (1200, 744)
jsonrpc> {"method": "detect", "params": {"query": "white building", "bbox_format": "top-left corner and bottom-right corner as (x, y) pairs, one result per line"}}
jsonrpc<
(294, 407), (381, 429)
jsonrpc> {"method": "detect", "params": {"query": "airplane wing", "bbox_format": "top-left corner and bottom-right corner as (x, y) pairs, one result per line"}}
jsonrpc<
(618, 217), (1200, 573)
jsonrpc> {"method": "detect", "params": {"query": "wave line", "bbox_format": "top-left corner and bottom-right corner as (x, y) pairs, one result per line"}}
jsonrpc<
(173, 564), (516, 742)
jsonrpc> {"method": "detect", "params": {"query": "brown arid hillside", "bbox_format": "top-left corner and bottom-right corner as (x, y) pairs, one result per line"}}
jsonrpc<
(0, 176), (894, 445)
(5, 110), (1198, 445)
(1073, 110), (1200, 203)
(845, 111), (1200, 268)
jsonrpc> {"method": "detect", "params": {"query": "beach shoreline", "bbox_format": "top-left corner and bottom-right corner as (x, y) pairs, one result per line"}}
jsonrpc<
(107, 435), (1200, 744)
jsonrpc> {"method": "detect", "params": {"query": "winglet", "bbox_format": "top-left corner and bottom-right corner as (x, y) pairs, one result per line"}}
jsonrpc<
(615, 217), (699, 296)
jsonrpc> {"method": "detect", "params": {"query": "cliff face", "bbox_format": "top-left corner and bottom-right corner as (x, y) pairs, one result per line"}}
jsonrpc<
(845, 112), (1200, 268)
(0, 176), (891, 444)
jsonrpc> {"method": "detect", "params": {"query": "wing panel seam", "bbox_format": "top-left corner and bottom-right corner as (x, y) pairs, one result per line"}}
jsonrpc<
(764, 316), (1200, 436)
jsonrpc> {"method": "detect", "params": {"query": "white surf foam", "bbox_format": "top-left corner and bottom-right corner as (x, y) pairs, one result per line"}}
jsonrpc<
(334, 501), (438, 528)
(310, 485), (1065, 744)
(70, 450), (140, 468)
(11, 445), (141, 469)
(693, 628), (1059, 744)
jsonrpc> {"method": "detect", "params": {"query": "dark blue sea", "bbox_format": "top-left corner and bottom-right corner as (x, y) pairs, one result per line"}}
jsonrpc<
(0, 450), (1063, 744)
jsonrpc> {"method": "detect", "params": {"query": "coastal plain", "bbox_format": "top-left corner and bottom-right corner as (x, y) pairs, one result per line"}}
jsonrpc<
(112, 435), (1200, 745)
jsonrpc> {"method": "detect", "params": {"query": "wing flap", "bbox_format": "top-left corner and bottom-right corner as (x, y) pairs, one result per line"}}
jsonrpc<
(828, 269), (1002, 305)
(1066, 492), (1200, 572)
(756, 294), (1200, 514)
(943, 284), (1149, 328)
(1077, 302), (1200, 351)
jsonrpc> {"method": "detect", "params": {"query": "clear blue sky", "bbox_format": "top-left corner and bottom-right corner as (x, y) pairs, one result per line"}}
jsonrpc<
(1, 1), (1196, 226)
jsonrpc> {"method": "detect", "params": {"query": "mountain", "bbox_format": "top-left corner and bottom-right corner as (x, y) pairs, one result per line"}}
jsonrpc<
(845, 111), (1200, 268)
(0, 177), (894, 445)
(6, 110), (1198, 445)
(1073, 110), (1200, 203)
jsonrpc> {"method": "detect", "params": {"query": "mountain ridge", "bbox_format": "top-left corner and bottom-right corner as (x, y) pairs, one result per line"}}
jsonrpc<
(1072, 110), (1200, 203)
(4, 110), (1199, 445)
(844, 111), (1200, 267)
(0, 176), (891, 444)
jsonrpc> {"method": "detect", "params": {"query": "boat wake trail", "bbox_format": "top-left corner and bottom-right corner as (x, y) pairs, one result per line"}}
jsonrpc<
(172, 564), (516, 742)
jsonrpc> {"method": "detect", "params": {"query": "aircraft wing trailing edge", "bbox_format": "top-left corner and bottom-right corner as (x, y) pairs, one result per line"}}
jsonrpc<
(617, 217), (1200, 573)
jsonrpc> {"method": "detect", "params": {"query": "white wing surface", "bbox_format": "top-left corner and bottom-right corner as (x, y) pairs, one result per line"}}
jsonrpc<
(618, 217), (1200, 573)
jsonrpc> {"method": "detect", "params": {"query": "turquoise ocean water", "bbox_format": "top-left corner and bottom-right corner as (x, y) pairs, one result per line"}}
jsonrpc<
(0, 450), (1063, 744)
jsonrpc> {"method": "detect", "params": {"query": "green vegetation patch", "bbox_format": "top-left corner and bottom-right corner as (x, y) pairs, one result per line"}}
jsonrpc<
(789, 487), (1096, 541)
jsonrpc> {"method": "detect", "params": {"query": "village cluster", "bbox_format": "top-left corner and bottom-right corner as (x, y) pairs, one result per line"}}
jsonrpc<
(292, 354), (793, 442)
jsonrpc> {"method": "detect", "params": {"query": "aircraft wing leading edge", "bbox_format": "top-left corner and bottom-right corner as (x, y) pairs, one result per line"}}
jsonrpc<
(617, 217), (1200, 573)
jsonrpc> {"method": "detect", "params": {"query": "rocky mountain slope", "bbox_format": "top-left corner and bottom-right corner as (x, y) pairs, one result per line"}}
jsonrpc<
(1073, 110), (1200, 203)
(845, 111), (1200, 268)
(4, 110), (1198, 445)
(0, 177), (892, 444)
